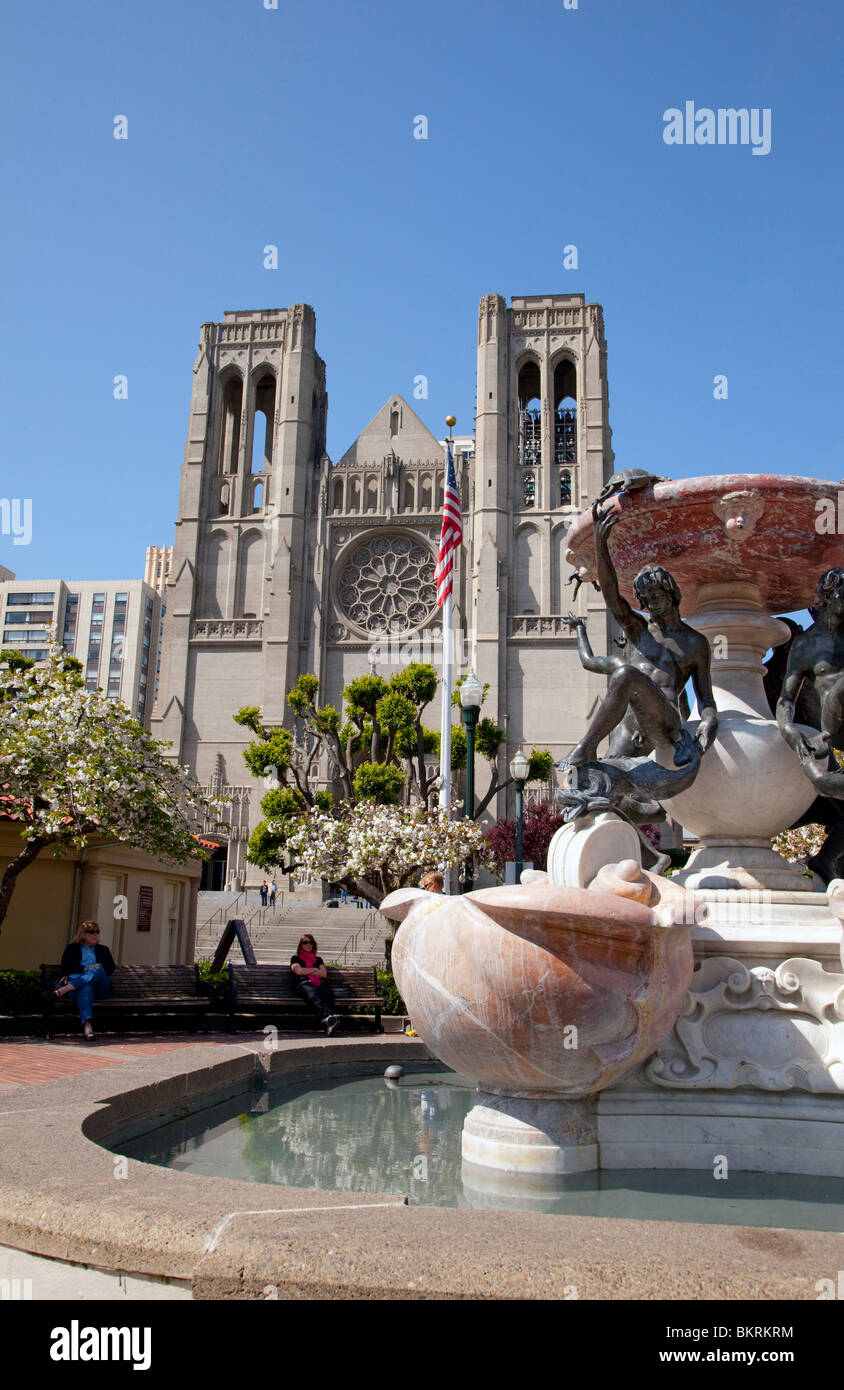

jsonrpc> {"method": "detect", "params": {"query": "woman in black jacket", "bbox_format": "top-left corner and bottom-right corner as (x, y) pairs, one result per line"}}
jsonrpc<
(51, 921), (116, 1039)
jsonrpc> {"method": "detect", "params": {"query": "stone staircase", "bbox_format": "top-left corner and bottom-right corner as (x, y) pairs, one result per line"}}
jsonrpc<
(194, 897), (388, 968)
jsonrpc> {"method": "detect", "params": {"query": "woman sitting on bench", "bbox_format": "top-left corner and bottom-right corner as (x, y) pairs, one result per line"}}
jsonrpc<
(50, 921), (116, 1040)
(290, 934), (339, 1036)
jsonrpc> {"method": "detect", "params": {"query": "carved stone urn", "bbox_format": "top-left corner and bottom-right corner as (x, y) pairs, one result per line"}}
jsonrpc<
(382, 863), (693, 1174)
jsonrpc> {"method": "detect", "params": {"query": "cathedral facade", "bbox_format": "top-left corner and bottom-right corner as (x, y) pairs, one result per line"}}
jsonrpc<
(152, 293), (616, 886)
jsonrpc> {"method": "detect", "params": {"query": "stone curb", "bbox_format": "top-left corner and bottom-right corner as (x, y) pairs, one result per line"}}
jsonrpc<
(0, 1035), (841, 1300)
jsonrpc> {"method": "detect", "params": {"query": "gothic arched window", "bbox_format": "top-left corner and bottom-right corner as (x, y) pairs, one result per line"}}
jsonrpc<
(518, 361), (542, 470)
(553, 360), (577, 467)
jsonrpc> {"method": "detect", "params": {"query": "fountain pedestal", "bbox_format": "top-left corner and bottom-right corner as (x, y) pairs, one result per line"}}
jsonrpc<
(658, 582), (818, 891)
(462, 1094), (598, 1174)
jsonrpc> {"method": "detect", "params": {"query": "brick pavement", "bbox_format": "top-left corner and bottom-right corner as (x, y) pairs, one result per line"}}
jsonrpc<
(0, 1032), (264, 1088)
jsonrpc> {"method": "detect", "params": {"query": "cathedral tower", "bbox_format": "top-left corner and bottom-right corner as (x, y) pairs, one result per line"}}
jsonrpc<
(153, 307), (326, 788)
(472, 293), (615, 762)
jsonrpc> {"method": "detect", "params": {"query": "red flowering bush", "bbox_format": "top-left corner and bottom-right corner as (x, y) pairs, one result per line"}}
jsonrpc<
(483, 802), (567, 877)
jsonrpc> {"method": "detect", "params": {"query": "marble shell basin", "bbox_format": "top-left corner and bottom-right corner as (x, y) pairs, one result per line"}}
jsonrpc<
(387, 880), (694, 1097)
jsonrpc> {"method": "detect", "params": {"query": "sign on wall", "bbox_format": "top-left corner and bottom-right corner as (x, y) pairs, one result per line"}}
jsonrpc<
(137, 885), (154, 932)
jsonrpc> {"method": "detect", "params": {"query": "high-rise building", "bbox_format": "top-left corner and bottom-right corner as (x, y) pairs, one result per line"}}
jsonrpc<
(0, 578), (162, 726)
(152, 294), (615, 885)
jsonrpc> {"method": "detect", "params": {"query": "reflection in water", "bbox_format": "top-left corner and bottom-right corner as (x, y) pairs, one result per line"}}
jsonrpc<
(112, 1068), (844, 1230)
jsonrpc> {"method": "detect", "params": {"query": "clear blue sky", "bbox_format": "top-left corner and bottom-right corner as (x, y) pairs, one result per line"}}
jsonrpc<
(1, 0), (842, 579)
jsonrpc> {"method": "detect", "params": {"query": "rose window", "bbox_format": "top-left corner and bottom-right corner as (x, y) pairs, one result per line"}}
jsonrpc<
(337, 535), (438, 633)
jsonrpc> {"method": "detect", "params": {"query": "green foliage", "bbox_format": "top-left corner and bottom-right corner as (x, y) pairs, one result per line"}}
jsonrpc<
(390, 663), (438, 708)
(313, 704), (340, 734)
(378, 968), (406, 1015)
(376, 690), (415, 735)
(260, 786), (307, 818)
(196, 959), (231, 1006)
(343, 674), (389, 720)
(1, 651), (35, 673)
(314, 790), (334, 812)
(396, 724), (438, 760)
(241, 728), (293, 782)
(246, 819), (298, 869)
(353, 762), (405, 805)
(476, 717), (505, 759)
(233, 705), (264, 735)
(527, 748), (554, 782)
(0, 970), (41, 1013)
(287, 674), (320, 716)
(357, 968), (406, 1016)
(338, 720), (367, 755)
(450, 724), (466, 771)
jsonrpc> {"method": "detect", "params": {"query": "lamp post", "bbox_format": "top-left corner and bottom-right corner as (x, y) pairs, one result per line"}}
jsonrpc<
(459, 671), (483, 892)
(509, 748), (529, 885)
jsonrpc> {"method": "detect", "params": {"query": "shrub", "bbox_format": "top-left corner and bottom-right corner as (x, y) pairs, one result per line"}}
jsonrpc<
(196, 959), (230, 1006)
(483, 802), (567, 876)
(0, 969), (41, 1014)
(357, 968), (407, 1017)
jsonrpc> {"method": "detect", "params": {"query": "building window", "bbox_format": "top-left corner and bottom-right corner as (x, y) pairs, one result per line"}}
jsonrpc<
(553, 360), (577, 467)
(559, 470), (572, 506)
(107, 594), (127, 700)
(86, 593), (106, 689)
(518, 361), (542, 471)
(522, 473), (536, 508)
(6, 592), (54, 606)
(62, 593), (79, 650)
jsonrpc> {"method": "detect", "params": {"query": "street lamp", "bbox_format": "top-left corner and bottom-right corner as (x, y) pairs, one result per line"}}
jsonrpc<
(509, 748), (530, 885)
(460, 671), (483, 892)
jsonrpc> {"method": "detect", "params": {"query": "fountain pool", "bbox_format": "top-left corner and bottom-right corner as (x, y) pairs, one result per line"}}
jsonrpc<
(107, 1060), (844, 1230)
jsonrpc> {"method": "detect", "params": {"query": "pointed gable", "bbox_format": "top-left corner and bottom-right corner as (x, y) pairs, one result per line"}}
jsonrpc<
(337, 395), (442, 468)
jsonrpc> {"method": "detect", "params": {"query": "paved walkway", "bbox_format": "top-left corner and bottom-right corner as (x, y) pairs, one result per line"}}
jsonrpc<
(0, 1032), (267, 1088)
(0, 1029), (414, 1089)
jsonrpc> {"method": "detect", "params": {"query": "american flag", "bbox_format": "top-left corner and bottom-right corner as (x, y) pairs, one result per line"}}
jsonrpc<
(434, 441), (463, 606)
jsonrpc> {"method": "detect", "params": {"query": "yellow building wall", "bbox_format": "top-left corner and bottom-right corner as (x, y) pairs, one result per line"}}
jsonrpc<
(0, 827), (201, 971)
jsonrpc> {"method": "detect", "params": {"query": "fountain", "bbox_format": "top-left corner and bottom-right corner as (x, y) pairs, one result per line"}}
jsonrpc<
(383, 473), (844, 1181)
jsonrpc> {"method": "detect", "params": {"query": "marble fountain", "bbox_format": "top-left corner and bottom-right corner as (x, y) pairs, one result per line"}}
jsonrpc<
(383, 474), (844, 1183)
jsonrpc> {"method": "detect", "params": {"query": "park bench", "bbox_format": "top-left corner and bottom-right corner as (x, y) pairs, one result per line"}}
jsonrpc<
(228, 964), (384, 1033)
(40, 964), (211, 1036)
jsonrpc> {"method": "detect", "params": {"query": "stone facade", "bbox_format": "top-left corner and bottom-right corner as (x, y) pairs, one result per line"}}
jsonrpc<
(152, 294), (615, 883)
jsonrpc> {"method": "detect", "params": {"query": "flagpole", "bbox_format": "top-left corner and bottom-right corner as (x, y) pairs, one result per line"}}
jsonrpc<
(439, 416), (457, 893)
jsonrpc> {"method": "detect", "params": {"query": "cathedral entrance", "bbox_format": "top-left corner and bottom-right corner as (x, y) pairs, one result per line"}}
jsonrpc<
(199, 844), (228, 892)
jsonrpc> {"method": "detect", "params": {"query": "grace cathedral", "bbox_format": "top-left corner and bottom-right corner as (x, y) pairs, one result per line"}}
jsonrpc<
(151, 292), (616, 887)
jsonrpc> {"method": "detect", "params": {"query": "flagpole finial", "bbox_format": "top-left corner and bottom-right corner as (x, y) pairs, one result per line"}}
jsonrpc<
(445, 415), (456, 438)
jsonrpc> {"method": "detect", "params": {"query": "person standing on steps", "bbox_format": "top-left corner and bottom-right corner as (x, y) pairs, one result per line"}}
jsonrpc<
(269, 880), (277, 907)
(259, 881), (268, 906)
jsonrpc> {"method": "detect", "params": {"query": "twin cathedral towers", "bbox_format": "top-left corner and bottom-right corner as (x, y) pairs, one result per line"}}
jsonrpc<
(152, 293), (616, 883)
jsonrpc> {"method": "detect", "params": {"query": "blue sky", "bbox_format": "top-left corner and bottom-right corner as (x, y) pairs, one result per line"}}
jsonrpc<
(0, 0), (842, 578)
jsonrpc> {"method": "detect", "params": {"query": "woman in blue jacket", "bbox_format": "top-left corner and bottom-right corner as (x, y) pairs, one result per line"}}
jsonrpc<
(50, 921), (116, 1039)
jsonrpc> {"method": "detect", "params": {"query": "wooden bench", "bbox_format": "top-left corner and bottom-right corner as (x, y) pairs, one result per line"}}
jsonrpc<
(228, 964), (384, 1033)
(40, 964), (211, 1036)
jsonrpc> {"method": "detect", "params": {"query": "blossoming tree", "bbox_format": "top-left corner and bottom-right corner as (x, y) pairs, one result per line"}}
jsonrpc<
(0, 644), (216, 931)
(286, 802), (488, 906)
